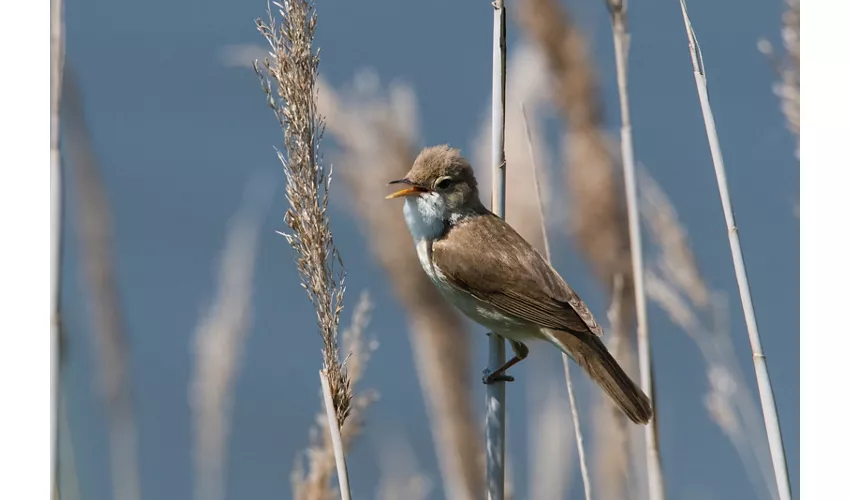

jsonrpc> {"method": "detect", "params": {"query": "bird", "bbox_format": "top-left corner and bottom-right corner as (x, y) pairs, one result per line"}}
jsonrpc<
(385, 145), (653, 424)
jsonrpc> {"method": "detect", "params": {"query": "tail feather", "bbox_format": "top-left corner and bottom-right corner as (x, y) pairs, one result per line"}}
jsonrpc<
(544, 329), (653, 424)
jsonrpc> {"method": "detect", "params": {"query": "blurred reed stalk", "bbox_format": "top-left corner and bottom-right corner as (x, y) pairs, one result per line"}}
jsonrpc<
(517, 0), (641, 498)
(639, 169), (778, 500)
(318, 75), (485, 500)
(678, 3), (791, 499)
(781, 1), (799, 142)
(50, 0), (65, 498)
(58, 397), (81, 500)
(255, 0), (353, 497)
(292, 292), (378, 500)
(475, 52), (585, 500)
(605, 1), (665, 499)
(487, 1), (508, 499)
(758, 0), (799, 153)
(63, 71), (142, 500)
(473, 41), (577, 500)
(776, 0), (799, 146)
(526, 364), (575, 500)
(376, 425), (433, 500)
(190, 174), (274, 500)
(521, 104), (591, 500)
(473, 42), (551, 264)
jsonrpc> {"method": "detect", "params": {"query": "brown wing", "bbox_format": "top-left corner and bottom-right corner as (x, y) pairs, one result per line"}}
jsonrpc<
(432, 213), (604, 336)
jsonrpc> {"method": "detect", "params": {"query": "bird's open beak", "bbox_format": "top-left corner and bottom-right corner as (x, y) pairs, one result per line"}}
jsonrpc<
(386, 179), (428, 199)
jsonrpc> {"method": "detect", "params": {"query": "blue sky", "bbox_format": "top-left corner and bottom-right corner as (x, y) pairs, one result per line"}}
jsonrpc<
(61, 0), (798, 499)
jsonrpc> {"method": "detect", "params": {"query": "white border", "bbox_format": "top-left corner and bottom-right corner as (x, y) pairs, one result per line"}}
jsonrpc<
(801, 1), (850, 498)
(0, 1), (835, 499)
(0, 0), (50, 498)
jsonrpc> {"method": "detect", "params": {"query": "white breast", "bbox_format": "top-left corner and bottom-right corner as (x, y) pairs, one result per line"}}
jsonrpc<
(401, 196), (533, 341)
(403, 195), (446, 279)
(403, 194), (446, 242)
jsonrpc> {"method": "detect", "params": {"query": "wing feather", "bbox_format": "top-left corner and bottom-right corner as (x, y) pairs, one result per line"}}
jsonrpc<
(432, 213), (604, 337)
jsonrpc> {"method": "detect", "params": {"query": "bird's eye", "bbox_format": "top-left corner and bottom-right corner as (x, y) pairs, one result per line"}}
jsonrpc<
(435, 177), (453, 190)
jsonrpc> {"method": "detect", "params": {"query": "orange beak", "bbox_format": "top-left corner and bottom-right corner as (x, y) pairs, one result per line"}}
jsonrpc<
(386, 179), (428, 199)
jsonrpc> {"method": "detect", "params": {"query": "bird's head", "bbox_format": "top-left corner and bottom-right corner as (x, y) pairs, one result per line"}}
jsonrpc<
(385, 145), (483, 215)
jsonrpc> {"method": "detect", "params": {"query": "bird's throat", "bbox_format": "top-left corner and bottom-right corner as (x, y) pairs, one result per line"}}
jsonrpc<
(402, 195), (448, 242)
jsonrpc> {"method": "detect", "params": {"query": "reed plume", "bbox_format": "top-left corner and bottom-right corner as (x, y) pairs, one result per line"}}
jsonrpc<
(516, 0), (632, 290)
(639, 169), (778, 500)
(317, 73), (486, 500)
(517, 1), (643, 498)
(63, 71), (141, 500)
(255, 1), (356, 497)
(376, 430), (433, 500)
(777, 0), (800, 144)
(190, 174), (274, 500)
(255, 0), (351, 425)
(291, 292), (378, 500)
(758, 0), (799, 159)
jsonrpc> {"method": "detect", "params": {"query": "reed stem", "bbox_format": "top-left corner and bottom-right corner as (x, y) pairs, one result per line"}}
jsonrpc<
(486, 1), (508, 499)
(521, 103), (592, 500)
(678, 2), (791, 499)
(606, 1), (665, 498)
(320, 371), (352, 500)
(50, 0), (65, 497)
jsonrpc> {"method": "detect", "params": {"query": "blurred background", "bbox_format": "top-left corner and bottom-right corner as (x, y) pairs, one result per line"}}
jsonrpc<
(56, 0), (799, 499)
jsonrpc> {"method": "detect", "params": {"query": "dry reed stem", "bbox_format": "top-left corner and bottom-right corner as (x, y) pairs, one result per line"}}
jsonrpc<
(517, 1), (639, 498)
(487, 3), (509, 498)
(520, 102), (591, 500)
(604, 2), (665, 498)
(592, 275), (634, 500)
(503, 431), (515, 500)
(527, 366), (575, 500)
(678, 3), (792, 499)
(255, 0), (351, 427)
(50, 0), (65, 498)
(317, 74), (485, 500)
(62, 72), (141, 500)
(474, 43), (552, 253)
(190, 174), (274, 500)
(639, 171), (778, 500)
(320, 373), (352, 500)
(292, 292), (378, 500)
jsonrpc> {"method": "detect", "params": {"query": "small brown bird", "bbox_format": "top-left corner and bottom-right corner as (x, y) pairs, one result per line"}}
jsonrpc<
(386, 145), (652, 424)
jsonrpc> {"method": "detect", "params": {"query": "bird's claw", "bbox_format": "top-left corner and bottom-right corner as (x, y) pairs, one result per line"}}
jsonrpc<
(482, 369), (515, 385)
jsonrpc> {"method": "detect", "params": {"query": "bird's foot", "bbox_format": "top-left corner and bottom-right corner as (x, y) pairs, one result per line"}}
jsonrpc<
(482, 332), (520, 384)
(482, 368), (515, 385)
